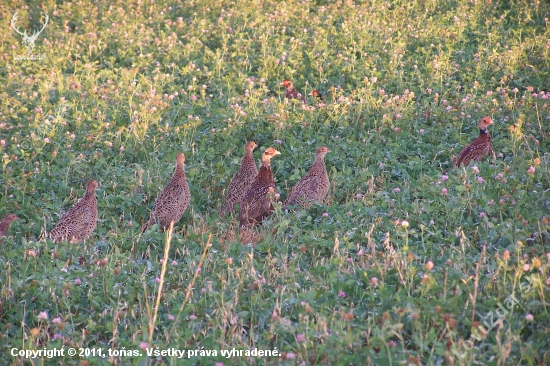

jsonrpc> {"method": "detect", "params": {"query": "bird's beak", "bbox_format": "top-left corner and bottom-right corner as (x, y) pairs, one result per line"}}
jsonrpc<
(275, 150), (281, 155)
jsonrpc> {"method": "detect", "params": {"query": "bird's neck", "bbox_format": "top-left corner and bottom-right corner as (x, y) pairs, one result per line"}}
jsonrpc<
(314, 156), (326, 166)
(479, 128), (488, 135)
(84, 191), (95, 199)
(258, 162), (273, 183)
(261, 156), (272, 167)
(174, 164), (186, 178)
(243, 152), (254, 162)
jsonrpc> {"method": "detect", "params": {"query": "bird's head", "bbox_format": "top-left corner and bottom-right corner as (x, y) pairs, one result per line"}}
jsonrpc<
(3, 213), (19, 223)
(176, 152), (186, 165)
(263, 147), (281, 160)
(316, 146), (330, 159)
(478, 117), (493, 130)
(281, 80), (293, 89)
(245, 141), (258, 153)
(86, 180), (99, 192)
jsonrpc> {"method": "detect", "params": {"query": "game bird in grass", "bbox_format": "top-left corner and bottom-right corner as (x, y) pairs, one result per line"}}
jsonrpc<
(281, 79), (305, 103)
(0, 213), (18, 239)
(142, 153), (191, 232)
(219, 141), (258, 217)
(284, 147), (330, 209)
(49, 180), (98, 243)
(238, 147), (281, 227)
(309, 90), (324, 102)
(447, 117), (494, 173)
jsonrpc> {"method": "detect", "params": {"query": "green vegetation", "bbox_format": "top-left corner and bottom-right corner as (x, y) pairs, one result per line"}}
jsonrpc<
(1, 0), (549, 364)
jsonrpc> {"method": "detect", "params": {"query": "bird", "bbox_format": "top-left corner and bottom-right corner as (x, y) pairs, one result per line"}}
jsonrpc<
(219, 141), (258, 217)
(49, 180), (98, 243)
(284, 147), (330, 209)
(309, 90), (324, 102)
(0, 213), (18, 239)
(142, 152), (191, 232)
(281, 80), (305, 102)
(238, 147), (281, 227)
(447, 117), (494, 172)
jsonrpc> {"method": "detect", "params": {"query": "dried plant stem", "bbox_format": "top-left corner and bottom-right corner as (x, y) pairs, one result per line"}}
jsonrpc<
(148, 221), (174, 343)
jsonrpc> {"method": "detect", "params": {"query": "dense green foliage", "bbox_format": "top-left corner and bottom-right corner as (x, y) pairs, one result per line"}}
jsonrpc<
(1, 0), (549, 364)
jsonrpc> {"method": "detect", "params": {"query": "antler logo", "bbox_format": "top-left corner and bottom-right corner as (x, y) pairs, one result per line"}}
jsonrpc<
(11, 11), (49, 57)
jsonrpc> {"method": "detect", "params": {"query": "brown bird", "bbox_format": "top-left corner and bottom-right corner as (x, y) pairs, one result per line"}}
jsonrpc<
(142, 153), (191, 232)
(49, 180), (98, 243)
(448, 117), (494, 172)
(219, 141), (258, 217)
(284, 147), (330, 209)
(282, 80), (305, 102)
(238, 147), (281, 227)
(309, 90), (324, 102)
(0, 213), (18, 239)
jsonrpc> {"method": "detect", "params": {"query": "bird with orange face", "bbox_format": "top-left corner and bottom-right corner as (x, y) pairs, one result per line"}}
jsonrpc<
(238, 147), (281, 227)
(281, 80), (305, 103)
(447, 117), (494, 172)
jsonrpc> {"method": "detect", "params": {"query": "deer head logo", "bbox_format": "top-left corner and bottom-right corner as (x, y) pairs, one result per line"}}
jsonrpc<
(11, 11), (49, 56)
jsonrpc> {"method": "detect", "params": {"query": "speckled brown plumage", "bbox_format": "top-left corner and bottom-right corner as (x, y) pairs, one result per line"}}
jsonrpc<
(451, 117), (494, 171)
(142, 153), (191, 232)
(219, 141), (258, 217)
(282, 80), (305, 103)
(238, 147), (280, 227)
(49, 180), (98, 243)
(0, 213), (18, 239)
(284, 147), (330, 209)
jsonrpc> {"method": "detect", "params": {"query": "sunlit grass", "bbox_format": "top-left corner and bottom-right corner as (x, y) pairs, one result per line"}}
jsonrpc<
(0, 0), (549, 364)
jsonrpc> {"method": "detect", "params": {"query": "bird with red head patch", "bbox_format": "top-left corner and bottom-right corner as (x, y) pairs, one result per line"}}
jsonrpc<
(239, 147), (281, 227)
(447, 117), (494, 172)
(281, 80), (305, 103)
(309, 90), (324, 102)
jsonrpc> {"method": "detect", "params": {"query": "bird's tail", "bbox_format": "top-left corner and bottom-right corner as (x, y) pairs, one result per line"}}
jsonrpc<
(141, 217), (154, 233)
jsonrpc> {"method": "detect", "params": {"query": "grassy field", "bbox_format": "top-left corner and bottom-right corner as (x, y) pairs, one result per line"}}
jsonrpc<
(1, 0), (550, 364)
